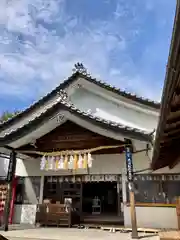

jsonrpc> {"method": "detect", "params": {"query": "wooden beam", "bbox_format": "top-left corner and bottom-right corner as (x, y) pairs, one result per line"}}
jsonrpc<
(160, 139), (180, 150)
(167, 109), (180, 123)
(152, 0), (180, 170)
(154, 145), (180, 167)
(29, 120), (122, 153)
(174, 86), (180, 95)
(160, 134), (180, 144)
(163, 127), (180, 138)
(37, 134), (105, 143)
(153, 160), (170, 170)
(171, 101), (180, 112)
(171, 92), (180, 104)
(169, 156), (180, 169)
(129, 190), (138, 239)
(164, 121), (180, 132)
(49, 138), (117, 145)
(154, 142), (180, 169)
(36, 139), (121, 152)
(170, 86), (180, 111)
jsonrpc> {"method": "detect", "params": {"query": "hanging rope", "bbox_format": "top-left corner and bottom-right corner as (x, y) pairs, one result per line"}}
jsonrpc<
(18, 144), (128, 156)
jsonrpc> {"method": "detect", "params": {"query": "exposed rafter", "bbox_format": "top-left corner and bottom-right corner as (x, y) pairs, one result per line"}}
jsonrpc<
(151, 0), (180, 170)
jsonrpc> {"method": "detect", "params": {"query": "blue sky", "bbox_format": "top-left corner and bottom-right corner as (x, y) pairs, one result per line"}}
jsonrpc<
(0, 0), (176, 114)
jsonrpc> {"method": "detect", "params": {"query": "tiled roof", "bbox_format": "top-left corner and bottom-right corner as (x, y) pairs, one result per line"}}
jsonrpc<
(0, 70), (160, 132)
(0, 96), (152, 145)
(81, 72), (160, 108)
(151, 1), (180, 170)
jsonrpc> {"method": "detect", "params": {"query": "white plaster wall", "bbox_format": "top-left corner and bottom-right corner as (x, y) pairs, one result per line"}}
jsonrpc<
(13, 147), (180, 228)
(15, 153), (125, 177)
(14, 145), (180, 178)
(70, 88), (158, 132)
(0, 156), (9, 177)
(14, 141), (151, 177)
(124, 206), (177, 229)
(121, 147), (180, 230)
(13, 204), (37, 224)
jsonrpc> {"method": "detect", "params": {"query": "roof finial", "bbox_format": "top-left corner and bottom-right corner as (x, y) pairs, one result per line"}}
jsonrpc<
(73, 62), (88, 75)
(58, 89), (68, 101)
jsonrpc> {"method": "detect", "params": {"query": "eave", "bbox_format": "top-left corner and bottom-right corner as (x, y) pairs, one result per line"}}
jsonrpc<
(0, 99), (152, 148)
(151, 0), (180, 170)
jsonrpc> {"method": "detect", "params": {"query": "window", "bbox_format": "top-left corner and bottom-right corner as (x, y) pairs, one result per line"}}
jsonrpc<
(43, 176), (62, 203)
(43, 176), (82, 212)
(126, 174), (180, 204)
(15, 177), (41, 204)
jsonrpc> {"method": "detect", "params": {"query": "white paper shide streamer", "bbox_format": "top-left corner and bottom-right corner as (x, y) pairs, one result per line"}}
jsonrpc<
(40, 152), (94, 171)
(59, 155), (64, 169)
(49, 156), (54, 170)
(69, 155), (74, 170)
(40, 156), (46, 170)
(87, 153), (93, 168)
(78, 154), (83, 169)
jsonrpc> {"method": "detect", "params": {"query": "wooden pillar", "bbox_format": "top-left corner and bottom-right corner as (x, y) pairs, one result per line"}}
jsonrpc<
(80, 179), (83, 221)
(3, 151), (17, 231)
(117, 175), (121, 217)
(125, 141), (138, 239)
(129, 185), (138, 238)
(176, 197), (180, 229)
(39, 176), (44, 204)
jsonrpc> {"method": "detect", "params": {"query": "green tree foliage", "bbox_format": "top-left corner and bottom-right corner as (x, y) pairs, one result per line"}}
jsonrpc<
(0, 110), (20, 123)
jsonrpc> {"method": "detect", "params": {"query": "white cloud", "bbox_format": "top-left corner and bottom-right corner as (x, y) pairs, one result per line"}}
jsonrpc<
(0, 0), (175, 105)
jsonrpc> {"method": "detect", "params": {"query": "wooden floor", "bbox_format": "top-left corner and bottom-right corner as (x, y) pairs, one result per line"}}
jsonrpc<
(82, 214), (124, 225)
(159, 231), (180, 240)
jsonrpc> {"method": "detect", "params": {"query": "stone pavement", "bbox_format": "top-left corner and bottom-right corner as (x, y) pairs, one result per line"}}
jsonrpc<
(0, 228), (159, 240)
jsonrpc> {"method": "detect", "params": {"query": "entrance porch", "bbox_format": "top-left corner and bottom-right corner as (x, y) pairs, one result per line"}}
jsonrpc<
(42, 174), (123, 226)
(82, 181), (123, 225)
(11, 120), (128, 226)
(0, 98), (151, 230)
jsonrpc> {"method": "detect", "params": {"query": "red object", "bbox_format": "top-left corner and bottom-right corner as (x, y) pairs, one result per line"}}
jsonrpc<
(0, 184), (7, 225)
(9, 176), (17, 224)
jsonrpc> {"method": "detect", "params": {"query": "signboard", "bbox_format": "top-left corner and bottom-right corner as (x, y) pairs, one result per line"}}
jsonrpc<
(125, 146), (133, 182)
(82, 174), (119, 182)
(7, 152), (17, 183)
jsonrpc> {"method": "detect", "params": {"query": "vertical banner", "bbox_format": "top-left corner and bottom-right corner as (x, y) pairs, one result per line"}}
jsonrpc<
(125, 143), (138, 239)
(125, 146), (133, 182)
(7, 151), (16, 183)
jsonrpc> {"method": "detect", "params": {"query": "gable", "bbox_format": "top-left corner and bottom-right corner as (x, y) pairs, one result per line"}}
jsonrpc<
(0, 70), (160, 136)
(0, 97), (151, 150)
(70, 87), (159, 132)
(17, 120), (124, 155)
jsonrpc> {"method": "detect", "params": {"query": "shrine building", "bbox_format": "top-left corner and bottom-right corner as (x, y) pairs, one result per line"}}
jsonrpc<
(1, 5), (180, 228)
